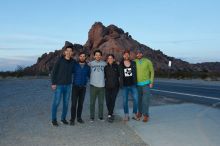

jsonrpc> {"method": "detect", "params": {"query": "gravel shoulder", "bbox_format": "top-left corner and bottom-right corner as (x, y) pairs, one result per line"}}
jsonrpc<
(0, 78), (147, 146)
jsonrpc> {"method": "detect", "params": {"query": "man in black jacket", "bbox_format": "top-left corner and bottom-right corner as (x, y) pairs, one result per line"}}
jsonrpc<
(104, 54), (120, 123)
(119, 50), (139, 122)
(51, 41), (75, 126)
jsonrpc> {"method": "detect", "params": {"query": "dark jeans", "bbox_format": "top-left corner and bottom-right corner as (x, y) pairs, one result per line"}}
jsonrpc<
(105, 87), (119, 116)
(70, 85), (86, 121)
(90, 85), (105, 119)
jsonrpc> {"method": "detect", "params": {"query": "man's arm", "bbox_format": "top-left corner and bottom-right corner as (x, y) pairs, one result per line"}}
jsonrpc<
(149, 60), (154, 88)
(51, 59), (60, 90)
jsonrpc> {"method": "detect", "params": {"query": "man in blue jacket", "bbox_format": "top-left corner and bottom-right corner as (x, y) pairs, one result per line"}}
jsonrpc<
(70, 52), (90, 125)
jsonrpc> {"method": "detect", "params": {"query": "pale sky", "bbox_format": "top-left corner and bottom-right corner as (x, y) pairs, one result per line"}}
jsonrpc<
(0, 0), (220, 71)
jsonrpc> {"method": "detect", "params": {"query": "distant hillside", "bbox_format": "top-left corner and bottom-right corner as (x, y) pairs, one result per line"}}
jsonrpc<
(24, 22), (220, 79)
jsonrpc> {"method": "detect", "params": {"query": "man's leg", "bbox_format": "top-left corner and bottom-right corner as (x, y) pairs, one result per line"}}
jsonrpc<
(70, 85), (79, 123)
(137, 86), (143, 114)
(51, 85), (62, 122)
(98, 87), (105, 119)
(90, 85), (97, 120)
(123, 87), (129, 121)
(61, 85), (71, 121)
(142, 85), (151, 117)
(131, 85), (138, 114)
(77, 87), (86, 121)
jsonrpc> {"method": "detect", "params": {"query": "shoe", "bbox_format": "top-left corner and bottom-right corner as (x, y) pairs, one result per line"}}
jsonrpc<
(107, 115), (113, 123)
(132, 116), (140, 121)
(137, 112), (142, 118)
(99, 117), (104, 121)
(90, 118), (94, 122)
(52, 120), (59, 126)
(61, 119), (69, 125)
(132, 113), (140, 121)
(69, 121), (75, 126)
(77, 119), (85, 124)
(111, 115), (115, 120)
(123, 115), (130, 121)
(143, 115), (149, 122)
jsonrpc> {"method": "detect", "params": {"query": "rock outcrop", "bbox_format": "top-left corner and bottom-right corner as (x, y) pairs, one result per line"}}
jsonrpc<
(84, 22), (193, 72)
(24, 44), (84, 75)
(24, 22), (219, 77)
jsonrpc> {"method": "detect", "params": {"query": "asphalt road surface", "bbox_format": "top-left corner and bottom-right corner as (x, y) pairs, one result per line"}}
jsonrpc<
(151, 79), (220, 107)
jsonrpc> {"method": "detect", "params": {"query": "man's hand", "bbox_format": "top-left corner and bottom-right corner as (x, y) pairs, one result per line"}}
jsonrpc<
(51, 85), (56, 90)
(149, 84), (153, 88)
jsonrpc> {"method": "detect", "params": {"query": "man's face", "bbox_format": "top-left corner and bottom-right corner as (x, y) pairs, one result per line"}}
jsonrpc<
(136, 52), (143, 59)
(79, 54), (86, 62)
(94, 52), (102, 61)
(123, 53), (130, 60)
(107, 55), (114, 64)
(64, 48), (73, 59)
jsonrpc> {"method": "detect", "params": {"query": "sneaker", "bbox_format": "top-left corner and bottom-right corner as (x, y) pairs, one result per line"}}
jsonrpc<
(77, 119), (85, 124)
(143, 115), (149, 123)
(61, 119), (69, 125)
(52, 120), (59, 126)
(99, 117), (104, 121)
(132, 116), (139, 121)
(69, 120), (75, 126)
(137, 112), (142, 119)
(107, 115), (113, 123)
(90, 118), (94, 122)
(123, 115), (130, 122)
(132, 114), (140, 121)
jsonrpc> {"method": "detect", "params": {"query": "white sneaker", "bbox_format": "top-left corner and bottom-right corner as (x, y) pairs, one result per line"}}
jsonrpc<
(90, 118), (94, 122)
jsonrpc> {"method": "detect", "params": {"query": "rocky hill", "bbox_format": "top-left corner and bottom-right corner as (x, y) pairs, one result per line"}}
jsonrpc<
(24, 22), (220, 78)
(192, 62), (220, 73)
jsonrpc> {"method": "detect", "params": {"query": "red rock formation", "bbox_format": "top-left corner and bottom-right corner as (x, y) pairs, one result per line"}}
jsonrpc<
(84, 22), (141, 60)
(24, 22), (220, 77)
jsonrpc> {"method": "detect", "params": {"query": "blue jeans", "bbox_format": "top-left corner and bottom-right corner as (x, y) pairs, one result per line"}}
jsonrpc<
(122, 85), (138, 114)
(51, 85), (71, 121)
(137, 85), (151, 116)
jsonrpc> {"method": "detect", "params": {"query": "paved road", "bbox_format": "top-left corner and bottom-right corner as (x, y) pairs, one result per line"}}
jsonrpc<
(151, 79), (220, 106)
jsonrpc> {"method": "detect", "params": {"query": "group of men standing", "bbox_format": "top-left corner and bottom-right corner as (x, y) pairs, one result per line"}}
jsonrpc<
(50, 41), (154, 126)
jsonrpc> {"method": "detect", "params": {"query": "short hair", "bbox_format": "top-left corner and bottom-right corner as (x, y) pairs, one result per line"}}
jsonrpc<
(79, 51), (86, 56)
(123, 50), (130, 54)
(93, 50), (102, 56)
(62, 41), (74, 51)
(106, 54), (115, 59)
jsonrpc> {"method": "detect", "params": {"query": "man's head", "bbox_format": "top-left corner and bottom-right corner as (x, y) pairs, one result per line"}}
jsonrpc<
(62, 41), (74, 59)
(123, 50), (130, 61)
(78, 52), (86, 63)
(63, 47), (73, 60)
(106, 54), (115, 65)
(136, 48), (143, 59)
(93, 50), (102, 61)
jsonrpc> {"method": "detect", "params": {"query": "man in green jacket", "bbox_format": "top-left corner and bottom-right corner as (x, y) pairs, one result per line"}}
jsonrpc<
(134, 48), (154, 122)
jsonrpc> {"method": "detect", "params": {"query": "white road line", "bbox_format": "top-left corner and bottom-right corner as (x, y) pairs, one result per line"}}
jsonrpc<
(151, 89), (220, 101)
(156, 82), (220, 90)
